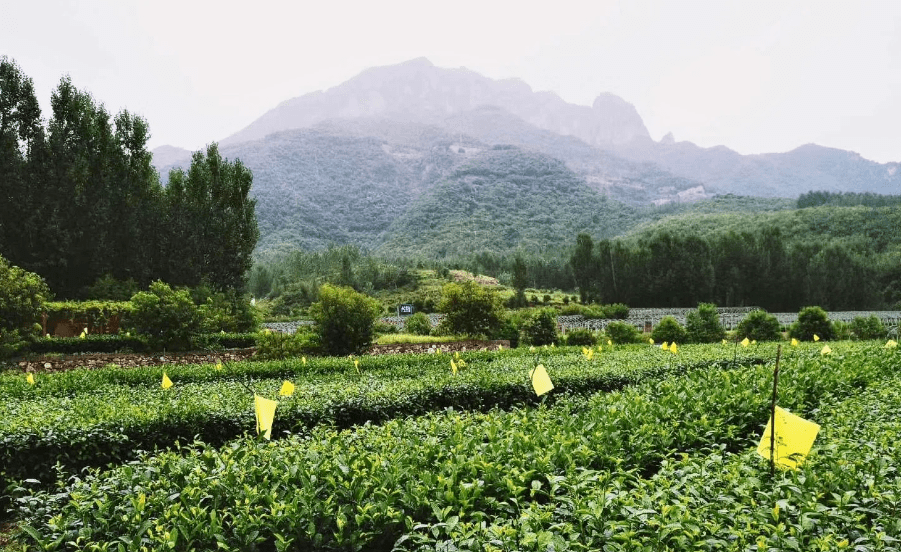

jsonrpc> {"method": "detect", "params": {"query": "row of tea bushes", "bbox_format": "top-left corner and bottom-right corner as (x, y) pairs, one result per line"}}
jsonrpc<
(0, 344), (776, 495)
(404, 366), (901, 551)
(12, 345), (899, 551)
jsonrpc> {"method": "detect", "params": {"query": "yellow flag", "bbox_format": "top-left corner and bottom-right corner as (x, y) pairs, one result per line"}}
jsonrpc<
(254, 395), (278, 440)
(741, 337), (750, 347)
(450, 359), (458, 375)
(529, 364), (554, 396)
(820, 345), (832, 355)
(161, 373), (173, 389)
(813, 334), (820, 342)
(791, 338), (799, 347)
(885, 340), (897, 349)
(26, 373), (35, 385)
(279, 380), (295, 397)
(670, 342), (678, 354)
(757, 406), (821, 469)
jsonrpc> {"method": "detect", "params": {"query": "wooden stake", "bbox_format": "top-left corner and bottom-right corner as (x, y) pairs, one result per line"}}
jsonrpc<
(769, 345), (782, 477)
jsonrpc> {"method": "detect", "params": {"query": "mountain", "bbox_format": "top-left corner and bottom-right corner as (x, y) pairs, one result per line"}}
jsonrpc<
(612, 138), (901, 197)
(220, 57), (650, 150)
(149, 57), (901, 259)
(375, 147), (637, 259)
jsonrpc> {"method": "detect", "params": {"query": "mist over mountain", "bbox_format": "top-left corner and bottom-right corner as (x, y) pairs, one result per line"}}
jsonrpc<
(219, 57), (651, 150)
(151, 57), (900, 257)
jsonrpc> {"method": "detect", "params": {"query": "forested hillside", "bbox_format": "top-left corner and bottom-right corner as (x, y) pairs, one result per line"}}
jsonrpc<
(375, 147), (632, 259)
(569, 204), (901, 311)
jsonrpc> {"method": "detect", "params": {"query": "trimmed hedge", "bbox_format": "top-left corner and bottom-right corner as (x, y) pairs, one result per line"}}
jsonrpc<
(12, 344), (900, 551)
(1, 344), (774, 498)
(4, 332), (257, 358)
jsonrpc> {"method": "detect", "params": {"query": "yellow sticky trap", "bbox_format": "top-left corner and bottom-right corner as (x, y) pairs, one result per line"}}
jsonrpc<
(741, 337), (750, 347)
(455, 352), (460, 359)
(161, 373), (173, 389)
(254, 395), (278, 440)
(607, 339), (612, 346)
(436, 348), (441, 355)
(498, 345), (503, 351)
(661, 341), (669, 351)
(820, 345), (832, 355)
(450, 359), (457, 375)
(26, 373), (35, 385)
(215, 363), (223, 371)
(581, 347), (589, 356)
(529, 346), (535, 352)
(757, 406), (821, 469)
(597, 345), (603, 353)
(885, 340), (897, 349)
(791, 338), (799, 347)
(354, 360), (360, 373)
(583, 348), (594, 361)
(550, 343), (554, 348)
(722, 339), (727, 345)
(648, 338), (654, 344)
(670, 342), (678, 354)
(813, 334), (820, 342)
(529, 364), (554, 396)
(302, 356), (307, 365)
(279, 380), (295, 397)
(751, 340), (757, 345)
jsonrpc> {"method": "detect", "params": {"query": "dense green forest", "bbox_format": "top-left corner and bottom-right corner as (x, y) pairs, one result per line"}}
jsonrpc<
(0, 57), (257, 298)
(569, 204), (901, 311)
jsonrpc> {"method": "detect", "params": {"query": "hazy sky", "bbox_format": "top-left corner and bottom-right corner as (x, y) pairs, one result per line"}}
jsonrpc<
(2, 0), (899, 162)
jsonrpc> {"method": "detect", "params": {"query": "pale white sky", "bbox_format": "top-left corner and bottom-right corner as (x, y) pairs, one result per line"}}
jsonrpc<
(2, 0), (899, 162)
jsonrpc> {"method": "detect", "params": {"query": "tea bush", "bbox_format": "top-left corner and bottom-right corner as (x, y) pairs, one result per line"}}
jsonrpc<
(520, 309), (558, 346)
(605, 321), (642, 344)
(563, 328), (596, 346)
(403, 312), (432, 336)
(789, 306), (834, 341)
(685, 302), (726, 343)
(650, 316), (688, 344)
(309, 284), (381, 356)
(735, 309), (782, 341)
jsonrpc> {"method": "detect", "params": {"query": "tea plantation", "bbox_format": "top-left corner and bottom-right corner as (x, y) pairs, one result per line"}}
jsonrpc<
(3, 341), (900, 550)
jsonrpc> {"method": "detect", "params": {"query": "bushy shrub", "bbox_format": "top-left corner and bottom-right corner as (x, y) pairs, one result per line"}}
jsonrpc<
(849, 315), (887, 340)
(564, 328), (597, 346)
(82, 274), (140, 301)
(126, 281), (201, 350)
(605, 321), (642, 344)
(309, 284), (382, 356)
(0, 255), (51, 334)
(254, 328), (320, 360)
(492, 318), (521, 348)
(789, 306), (834, 341)
(195, 286), (261, 333)
(651, 316), (688, 344)
(404, 312), (432, 336)
(686, 303), (726, 343)
(438, 281), (505, 338)
(601, 303), (630, 319)
(521, 309), (559, 346)
(735, 310), (782, 342)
